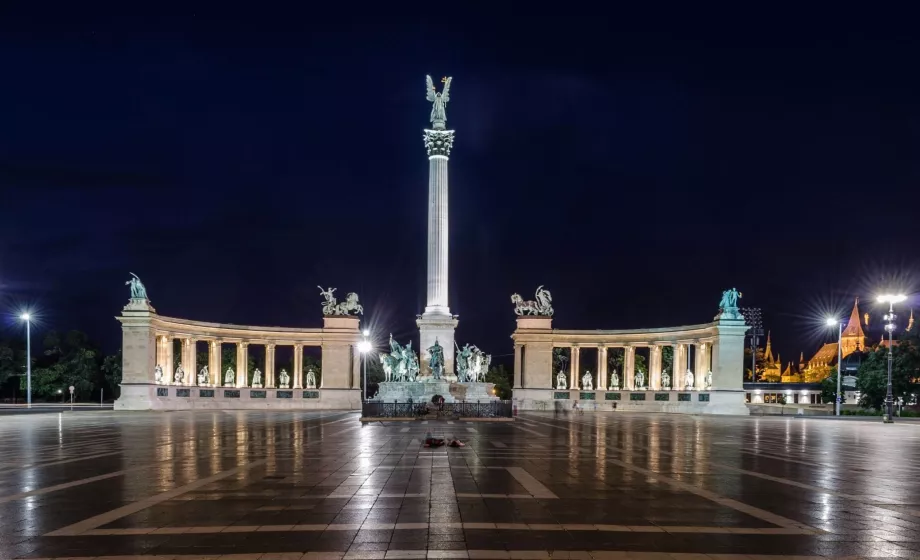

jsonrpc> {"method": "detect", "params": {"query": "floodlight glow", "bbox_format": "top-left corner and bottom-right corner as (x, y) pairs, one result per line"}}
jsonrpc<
(20, 313), (30, 321)
(826, 318), (838, 326)
(357, 340), (372, 353)
(878, 294), (908, 304)
(362, 329), (370, 337)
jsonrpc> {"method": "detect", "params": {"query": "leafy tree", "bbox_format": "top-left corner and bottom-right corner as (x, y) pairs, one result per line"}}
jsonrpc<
(743, 347), (767, 381)
(21, 331), (102, 401)
(635, 354), (648, 376)
(553, 348), (569, 375)
(484, 364), (513, 399)
(0, 340), (26, 388)
(820, 368), (845, 404)
(661, 346), (673, 376)
(607, 349), (646, 378)
(102, 351), (122, 399)
(856, 341), (920, 410)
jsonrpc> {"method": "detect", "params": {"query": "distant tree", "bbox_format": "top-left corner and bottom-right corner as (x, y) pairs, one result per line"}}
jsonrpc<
(304, 355), (322, 386)
(661, 346), (673, 376)
(743, 347), (767, 381)
(484, 364), (513, 399)
(553, 348), (569, 375)
(102, 351), (122, 399)
(635, 354), (648, 376)
(21, 331), (102, 401)
(856, 341), (920, 410)
(820, 368), (845, 404)
(608, 350), (646, 379)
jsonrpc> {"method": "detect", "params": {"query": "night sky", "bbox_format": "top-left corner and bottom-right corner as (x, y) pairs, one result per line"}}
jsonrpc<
(2, 8), (918, 364)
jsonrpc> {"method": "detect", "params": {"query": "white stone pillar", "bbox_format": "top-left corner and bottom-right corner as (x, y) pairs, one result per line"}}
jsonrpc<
(699, 341), (712, 388)
(673, 343), (685, 390)
(115, 299), (158, 410)
(569, 345), (580, 390)
(209, 340), (221, 386)
(513, 344), (523, 388)
(624, 346), (636, 390)
(265, 343), (276, 388)
(293, 344), (303, 389)
(236, 342), (249, 387)
(164, 336), (174, 384)
(181, 338), (194, 385)
(649, 345), (662, 390)
(597, 345), (607, 390)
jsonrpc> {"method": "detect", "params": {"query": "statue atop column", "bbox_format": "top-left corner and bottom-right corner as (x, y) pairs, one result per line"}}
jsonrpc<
(511, 285), (554, 316)
(428, 339), (445, 379)
(556, 371), (568, 390)
(125, 272), (148, 300)
(318, 286), (364, 316)
(717, 288), (743, 320)
(426, 75), (452, 129)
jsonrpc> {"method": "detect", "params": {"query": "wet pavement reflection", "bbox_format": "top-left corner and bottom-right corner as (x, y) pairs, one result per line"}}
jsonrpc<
(0, 410), (919, 559)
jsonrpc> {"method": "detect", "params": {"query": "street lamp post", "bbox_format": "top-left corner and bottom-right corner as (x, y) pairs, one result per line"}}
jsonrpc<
(878, 294), (907, 423)
(357, 330), (372, 401)
(20, 313), (31, 408)
(741, 308), (762, 382)
(826, 317), (843, 416)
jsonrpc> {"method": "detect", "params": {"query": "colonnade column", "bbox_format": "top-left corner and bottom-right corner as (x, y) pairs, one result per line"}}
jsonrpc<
(569, 345), (580, 390)
(698, 341), (711, 389)
(181, 338), (194, 385)
(265, 343), (276, 388)
(513, 344), (523, 389)
(624, 346), (636, 390)
(293, 344), (303, 389)
(649, 345), (662, 390)
(673, 343), (685, 390)
(236, 342), (249, 387)
(597, 345), (607, 390)
(164, 336), (174, 384)
(156, 336), (168, 375)
(209, 340), (221, 385)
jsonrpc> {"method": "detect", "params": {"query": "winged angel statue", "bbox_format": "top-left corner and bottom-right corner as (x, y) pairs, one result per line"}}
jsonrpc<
(426, 75), (452, 127)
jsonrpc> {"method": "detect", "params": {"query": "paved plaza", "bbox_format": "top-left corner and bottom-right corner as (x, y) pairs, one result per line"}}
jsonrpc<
(1, 412), (919, 559)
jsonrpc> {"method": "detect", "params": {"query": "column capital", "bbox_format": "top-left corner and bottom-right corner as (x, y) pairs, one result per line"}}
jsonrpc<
(597, 343), (606, 349)
(266, 342), (276, 350)
(423, 129), (455, 157)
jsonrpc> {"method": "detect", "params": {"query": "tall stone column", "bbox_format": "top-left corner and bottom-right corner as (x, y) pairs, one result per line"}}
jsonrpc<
(597, 345), (607, 390)
(181, 338), (194, 385)
(513, 344), (523, 388)
(265, 343), (276, 388)
(673, 344), (685, 390)
(709, 314), (750, 414)
(699, 341), (712, 388)
(417, 113), (459, 377)
(624, 346), (636, 390)
(163, 336), (174, 385)
(236, 342), (249, 387)
(293, 344), (303, 389)
(209, 340), (221, 386)
(569, 345), (580, 390)
(649, 346), (662, 390)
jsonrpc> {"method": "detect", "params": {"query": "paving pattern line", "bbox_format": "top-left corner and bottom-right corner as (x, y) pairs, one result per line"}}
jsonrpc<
(505, 466), (558, 499)
(7, 552), (837, 560)
(45, 458), (268, 537)
(66, 521), (813, 536)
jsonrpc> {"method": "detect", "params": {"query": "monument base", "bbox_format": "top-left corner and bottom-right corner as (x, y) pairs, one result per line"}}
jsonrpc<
(512, 388), (749, 415)
(373, 381), (497, 404)
(115, 383), (361, 411)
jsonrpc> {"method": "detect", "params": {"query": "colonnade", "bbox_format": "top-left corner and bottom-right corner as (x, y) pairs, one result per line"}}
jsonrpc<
(154, 336), (317, 389)
(553, 341), (713, 391)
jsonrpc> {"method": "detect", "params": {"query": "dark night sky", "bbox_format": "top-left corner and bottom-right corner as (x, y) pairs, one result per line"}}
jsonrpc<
(1, 7), (918, 364)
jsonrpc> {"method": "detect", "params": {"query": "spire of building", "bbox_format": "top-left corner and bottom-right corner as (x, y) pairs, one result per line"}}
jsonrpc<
(764, 331), (774, 364)
(840, 298), (868, 357)
(782, 362), (791, 376)
(909, 309), (915, 332)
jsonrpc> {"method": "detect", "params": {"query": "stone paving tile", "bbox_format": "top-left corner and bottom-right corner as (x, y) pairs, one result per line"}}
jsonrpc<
(4, 411), (920, 558)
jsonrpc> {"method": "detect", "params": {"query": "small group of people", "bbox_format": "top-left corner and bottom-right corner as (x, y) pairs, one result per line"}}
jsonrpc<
(424, 431), (465, 447)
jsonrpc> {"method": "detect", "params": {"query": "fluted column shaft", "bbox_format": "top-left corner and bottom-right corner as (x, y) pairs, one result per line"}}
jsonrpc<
(569, 346), (580, 390)
(597, 346), (607, 390)
(164, 336), (174, 384)
(650, 346), (662, 390)
(624, 346), (636, 390)
(209, 340), (221, 386)
(265, 344), (276, 388)
(426, 155), (450, 312)
(236, 343), (249, 387)
(293, 344), (303, 389)
(181, 338), (195, 385)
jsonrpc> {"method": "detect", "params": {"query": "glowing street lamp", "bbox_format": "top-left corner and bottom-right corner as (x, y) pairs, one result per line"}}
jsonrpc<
(20, 313), (31, 408)
(877, 294), (907, 423)
(826, 317), (843, 416)
(358, 330), (372, 401)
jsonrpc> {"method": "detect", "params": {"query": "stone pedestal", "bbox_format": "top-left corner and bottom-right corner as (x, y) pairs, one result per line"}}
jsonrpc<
(115, 299), (156, 410)
(373, 381), (497, 404)
(417, 313), (459, 376)
(514, 316), (553, 389)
